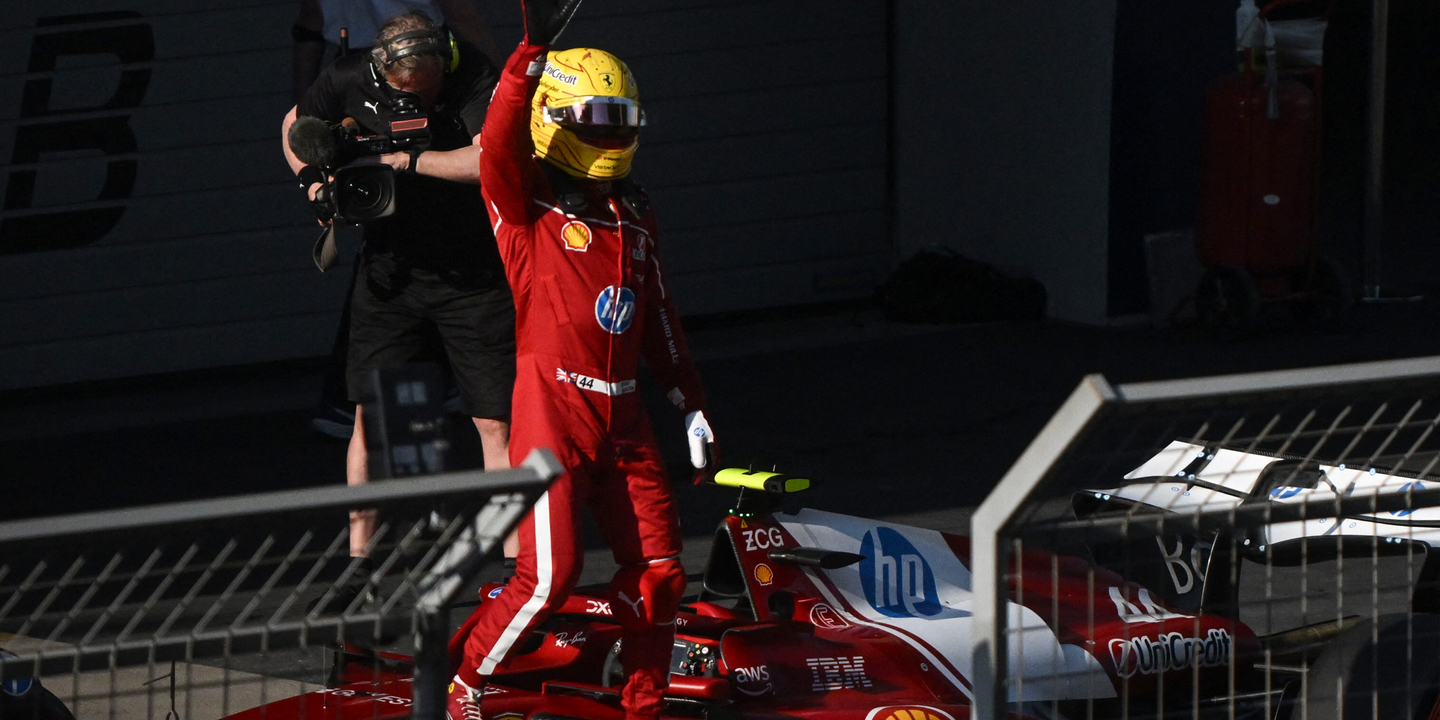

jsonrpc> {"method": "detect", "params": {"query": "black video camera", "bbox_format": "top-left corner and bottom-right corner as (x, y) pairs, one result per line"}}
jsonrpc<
(334, 91), (431, 160)
(311, 158), (398, 225)
(290, 98), (433, 223)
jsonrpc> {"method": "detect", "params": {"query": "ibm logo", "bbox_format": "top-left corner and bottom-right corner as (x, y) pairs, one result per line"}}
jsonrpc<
(807, 656), (872, 692)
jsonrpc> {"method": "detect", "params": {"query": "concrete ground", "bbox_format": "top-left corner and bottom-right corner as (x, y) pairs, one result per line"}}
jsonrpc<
(5, 297), (1440, 716)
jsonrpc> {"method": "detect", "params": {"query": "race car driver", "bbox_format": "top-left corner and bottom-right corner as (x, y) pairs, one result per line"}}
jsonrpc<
(448, 1), (716, 719)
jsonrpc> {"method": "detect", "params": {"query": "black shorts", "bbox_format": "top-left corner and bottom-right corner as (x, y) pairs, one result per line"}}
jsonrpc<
(347, 255), (516, 419)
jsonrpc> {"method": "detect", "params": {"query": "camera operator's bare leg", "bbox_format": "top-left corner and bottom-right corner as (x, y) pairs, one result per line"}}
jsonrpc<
(346, 412), (510, 558)
(473, 417), (510, 470)
(471, 417), (520, 557)
(348, 404), (376, 558)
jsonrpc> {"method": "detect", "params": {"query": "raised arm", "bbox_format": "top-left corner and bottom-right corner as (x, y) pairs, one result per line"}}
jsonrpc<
(478, 42), (549, 225)
(480, 0), (585, 224)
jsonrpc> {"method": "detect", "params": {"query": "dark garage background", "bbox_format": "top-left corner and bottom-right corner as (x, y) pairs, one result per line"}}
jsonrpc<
(1, 0), (1436, 391)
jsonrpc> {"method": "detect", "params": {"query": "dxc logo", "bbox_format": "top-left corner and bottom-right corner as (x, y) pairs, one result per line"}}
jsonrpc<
(594, 286), (636, 334)
(3, 12), (153, 254)
(858, 526), (941, 618)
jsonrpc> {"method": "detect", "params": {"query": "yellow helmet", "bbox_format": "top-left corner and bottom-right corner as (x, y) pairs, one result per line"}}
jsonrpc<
(530, 48), (644, 179)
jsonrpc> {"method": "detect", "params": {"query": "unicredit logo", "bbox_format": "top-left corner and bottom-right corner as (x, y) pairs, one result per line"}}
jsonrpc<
(858, 527), (941, 618)
(1108, 628), (1232, 678)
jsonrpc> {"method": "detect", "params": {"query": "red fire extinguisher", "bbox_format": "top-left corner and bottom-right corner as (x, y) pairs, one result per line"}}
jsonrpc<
(1193, 0), (1348, 331)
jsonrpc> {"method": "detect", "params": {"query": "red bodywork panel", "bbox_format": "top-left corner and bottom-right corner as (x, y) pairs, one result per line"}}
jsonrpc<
(220, 510), (1257, 720)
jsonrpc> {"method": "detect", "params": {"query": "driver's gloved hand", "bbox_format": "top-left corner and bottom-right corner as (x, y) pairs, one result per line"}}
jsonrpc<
(521, 0), (585, 45)
(685, 410), (718, 482)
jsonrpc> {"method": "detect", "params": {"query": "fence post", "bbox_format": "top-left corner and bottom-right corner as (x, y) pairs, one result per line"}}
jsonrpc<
(971, 375), (1113, 719)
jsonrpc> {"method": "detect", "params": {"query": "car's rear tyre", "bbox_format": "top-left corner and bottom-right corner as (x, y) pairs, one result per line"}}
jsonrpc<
(1303, 613), (1440, 719)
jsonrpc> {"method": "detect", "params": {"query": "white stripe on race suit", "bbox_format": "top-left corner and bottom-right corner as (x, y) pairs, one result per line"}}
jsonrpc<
(490, 201), (503, 234)
(554, 368), (635, 396)
(480, 492), (553, 675)
(532, 200), (647, 232)
(651, 254), (666, 298)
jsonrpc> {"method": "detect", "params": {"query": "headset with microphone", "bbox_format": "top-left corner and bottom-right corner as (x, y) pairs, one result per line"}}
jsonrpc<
(376, 28), (460, 74)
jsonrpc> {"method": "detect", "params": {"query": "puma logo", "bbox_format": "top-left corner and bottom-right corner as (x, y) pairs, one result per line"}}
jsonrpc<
(364, 101), (379, 114)
(617, 591), (645, 617)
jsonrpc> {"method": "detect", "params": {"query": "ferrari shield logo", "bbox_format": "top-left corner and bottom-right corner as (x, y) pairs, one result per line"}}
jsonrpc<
(599, 72), (615, 89)
(561, 221), (592, 251)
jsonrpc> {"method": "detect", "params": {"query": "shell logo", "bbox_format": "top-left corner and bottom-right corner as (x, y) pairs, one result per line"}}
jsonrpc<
(865, 707), (955, 720)
(561, 221), (592, 251)
(753, 563), (774, 586)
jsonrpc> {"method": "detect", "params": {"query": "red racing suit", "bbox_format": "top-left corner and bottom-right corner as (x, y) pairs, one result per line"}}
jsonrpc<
(456, 42), (706, 720)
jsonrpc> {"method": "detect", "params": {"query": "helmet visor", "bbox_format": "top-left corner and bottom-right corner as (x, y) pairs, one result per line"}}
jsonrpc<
(543, 96), (646, 128)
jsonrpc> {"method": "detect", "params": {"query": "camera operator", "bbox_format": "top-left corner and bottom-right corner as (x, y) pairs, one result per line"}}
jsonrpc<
(291, 0), (503, 104)
(280, 9), (515, 591)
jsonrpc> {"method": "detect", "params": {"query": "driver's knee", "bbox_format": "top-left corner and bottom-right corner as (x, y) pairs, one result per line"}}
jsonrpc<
(609, 557), (686, 632)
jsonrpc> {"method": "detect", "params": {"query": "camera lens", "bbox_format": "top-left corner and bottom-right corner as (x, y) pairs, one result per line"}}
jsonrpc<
(334, 165), (396, 221)
(349, 177), (379, 204)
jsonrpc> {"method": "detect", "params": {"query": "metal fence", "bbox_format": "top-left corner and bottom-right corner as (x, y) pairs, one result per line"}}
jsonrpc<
(0, 448), (559, 720)
(971, 356), (1440, 720)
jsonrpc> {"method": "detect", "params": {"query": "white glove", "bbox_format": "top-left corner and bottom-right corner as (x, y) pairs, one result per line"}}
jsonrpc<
(684, 410), (715, 469)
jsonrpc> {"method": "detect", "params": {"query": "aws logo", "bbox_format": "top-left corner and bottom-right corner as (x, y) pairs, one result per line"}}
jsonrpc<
(858, 527), (941, 618)
(733, 664), (772, 697)
(734, 665), (769, 684)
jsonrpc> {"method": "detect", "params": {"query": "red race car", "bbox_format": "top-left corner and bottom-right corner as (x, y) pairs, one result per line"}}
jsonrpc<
(222, 468), (1261, 720)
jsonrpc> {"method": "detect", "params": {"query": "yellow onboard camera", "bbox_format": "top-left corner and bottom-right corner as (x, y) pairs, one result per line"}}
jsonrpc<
(713, 468), (810, 494)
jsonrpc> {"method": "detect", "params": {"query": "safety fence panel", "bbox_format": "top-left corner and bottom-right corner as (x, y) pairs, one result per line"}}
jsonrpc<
(0, 448), (559, 720)
(971, 356), (1440, 720)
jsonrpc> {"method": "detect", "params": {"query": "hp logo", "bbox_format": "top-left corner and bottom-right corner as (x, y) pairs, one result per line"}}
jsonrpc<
(858, 527), (942, 618)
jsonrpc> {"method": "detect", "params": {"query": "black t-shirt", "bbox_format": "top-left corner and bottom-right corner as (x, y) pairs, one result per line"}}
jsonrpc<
(299, 40), (503, 280)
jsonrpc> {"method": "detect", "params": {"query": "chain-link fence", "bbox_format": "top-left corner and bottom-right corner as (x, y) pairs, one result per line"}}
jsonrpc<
(0, 449), (559, 720)
(971, 357), (1440, 720)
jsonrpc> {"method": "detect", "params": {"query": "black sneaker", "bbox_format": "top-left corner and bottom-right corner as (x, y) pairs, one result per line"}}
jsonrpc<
(311, 405), (356, 440)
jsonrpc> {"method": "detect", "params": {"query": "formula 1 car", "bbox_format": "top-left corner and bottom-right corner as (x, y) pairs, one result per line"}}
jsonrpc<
(1078, 440), (1440, 719)
(222, 465), (1281, 720)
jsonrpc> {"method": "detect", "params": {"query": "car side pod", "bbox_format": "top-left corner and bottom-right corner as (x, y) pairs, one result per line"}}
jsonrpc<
(767, 547), (865, 570)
